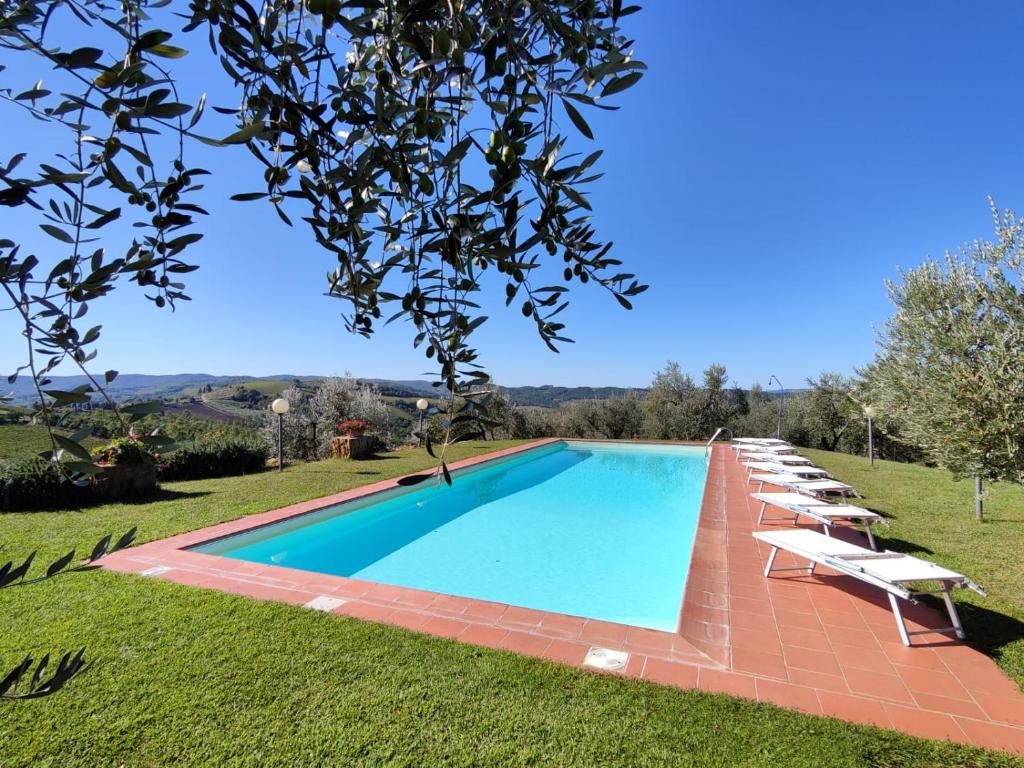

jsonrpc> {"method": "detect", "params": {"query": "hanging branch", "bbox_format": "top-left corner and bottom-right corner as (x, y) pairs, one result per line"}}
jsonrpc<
(1, 0), (208, 479)
(190, 0), (649, 483)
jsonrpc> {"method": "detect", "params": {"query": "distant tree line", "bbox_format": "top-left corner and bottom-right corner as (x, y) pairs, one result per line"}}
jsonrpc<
(489, 200), (1024, 521)
(448, 363), (921, 463)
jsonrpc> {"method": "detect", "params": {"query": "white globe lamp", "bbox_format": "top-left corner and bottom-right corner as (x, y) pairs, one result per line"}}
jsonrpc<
(271, 398), (290, 471)
(415, 398), (429, 446)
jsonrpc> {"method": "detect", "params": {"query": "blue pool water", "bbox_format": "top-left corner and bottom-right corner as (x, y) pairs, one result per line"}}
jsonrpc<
(195, 441), (708, 631)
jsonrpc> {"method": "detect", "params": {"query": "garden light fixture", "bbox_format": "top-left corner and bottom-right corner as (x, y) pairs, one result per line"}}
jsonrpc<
(271, 397), (290, 472)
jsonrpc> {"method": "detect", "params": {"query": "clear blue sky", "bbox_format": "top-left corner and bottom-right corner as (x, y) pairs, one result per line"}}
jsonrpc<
(3, 1), (1024, 389)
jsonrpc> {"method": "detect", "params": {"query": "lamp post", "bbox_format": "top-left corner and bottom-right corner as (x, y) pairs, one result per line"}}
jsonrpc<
(416, 398), (429, 446)
(271, 397), (289, 472)
(863, 405), (876, 466)
(768, 374), (784, 440)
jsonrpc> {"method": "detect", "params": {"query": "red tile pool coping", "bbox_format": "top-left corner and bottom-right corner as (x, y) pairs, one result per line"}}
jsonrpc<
(101, 441), (1024, 754)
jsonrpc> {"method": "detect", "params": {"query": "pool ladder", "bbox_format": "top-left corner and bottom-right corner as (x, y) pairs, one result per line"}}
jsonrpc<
(705, 427), (733, 457)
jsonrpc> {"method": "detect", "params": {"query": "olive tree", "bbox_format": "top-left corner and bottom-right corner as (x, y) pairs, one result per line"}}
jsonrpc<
(190, 0), (648, 481)
(261, 384), (318, 460)
(3, 0), (647, 484)
(310, 376), (389, 455)
(804, 372), (857, 451)
(1, 0), (649, 689)
(693, 363), (730, 439)
(641, 361), (732, 441)
(862, 201), (1024, 518)
(261, 377), (388, 459)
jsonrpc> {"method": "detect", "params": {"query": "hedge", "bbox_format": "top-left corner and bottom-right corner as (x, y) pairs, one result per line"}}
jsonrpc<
(159, 439), (268, 481)
(0, 456), (86, 511)
(2, 439), (267, 512)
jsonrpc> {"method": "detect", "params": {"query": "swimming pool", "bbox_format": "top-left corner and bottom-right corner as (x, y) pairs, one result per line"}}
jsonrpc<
(195, 441), (708, 631)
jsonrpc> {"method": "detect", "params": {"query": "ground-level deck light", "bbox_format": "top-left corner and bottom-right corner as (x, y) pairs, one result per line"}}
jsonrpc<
(271, 397), (290, 472)
(416, 398), (429, 447)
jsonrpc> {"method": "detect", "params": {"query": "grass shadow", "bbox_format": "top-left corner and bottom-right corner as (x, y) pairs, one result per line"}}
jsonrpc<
(933, 600), (1024, 673)
(3, 488), (213, 514)
(116, 489), (213, 505)
(862, 505), (896, 521)
(872, 535), (935, 556)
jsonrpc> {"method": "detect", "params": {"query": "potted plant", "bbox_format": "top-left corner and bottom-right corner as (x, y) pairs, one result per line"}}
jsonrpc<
(92, 436), (160, 500)
(337, 419), (370, 437)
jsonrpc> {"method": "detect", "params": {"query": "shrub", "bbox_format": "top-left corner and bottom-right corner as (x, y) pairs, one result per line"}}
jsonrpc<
(160, 439), (268, 481)
(1, 436), (166, 511)
(92, 438), (160, 500)
(262, 378), (390, 461)
(0, 457), (88, 511)
(92, 437), (158, 467)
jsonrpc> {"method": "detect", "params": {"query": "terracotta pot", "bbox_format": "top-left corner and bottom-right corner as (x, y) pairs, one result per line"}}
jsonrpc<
(93, 461), (158, 500)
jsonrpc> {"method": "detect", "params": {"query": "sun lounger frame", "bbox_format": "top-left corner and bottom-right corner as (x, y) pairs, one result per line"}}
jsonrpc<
(749, 473), (857, 498)
(754, 530), (986, 646)
(751, 492), (880, 549)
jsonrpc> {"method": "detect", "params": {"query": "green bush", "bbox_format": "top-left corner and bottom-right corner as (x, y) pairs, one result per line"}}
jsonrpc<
(0, 456), (88, 511)
(160, 439), (268, 481)
(92, 437), (159, 467)
(92, 438), (160, 501)
(1, 437), (162, 512)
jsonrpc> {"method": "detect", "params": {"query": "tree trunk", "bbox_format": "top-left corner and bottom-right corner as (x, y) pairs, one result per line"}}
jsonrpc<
(975, 475), (984, 520)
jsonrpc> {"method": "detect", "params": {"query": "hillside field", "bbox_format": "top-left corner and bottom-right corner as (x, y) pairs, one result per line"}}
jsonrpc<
(0, 424), (104, 460)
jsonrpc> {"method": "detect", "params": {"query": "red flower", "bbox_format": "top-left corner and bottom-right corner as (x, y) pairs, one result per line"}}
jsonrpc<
(337, 419), (370, 435)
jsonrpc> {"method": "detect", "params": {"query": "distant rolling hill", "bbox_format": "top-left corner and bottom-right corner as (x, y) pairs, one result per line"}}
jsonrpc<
(4, 372), (642, 410)
(501, 385), (644, 407)
(5, 373), (273, 405)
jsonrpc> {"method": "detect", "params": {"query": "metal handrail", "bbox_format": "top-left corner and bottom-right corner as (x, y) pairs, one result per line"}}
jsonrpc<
(705, 426), (734, 456)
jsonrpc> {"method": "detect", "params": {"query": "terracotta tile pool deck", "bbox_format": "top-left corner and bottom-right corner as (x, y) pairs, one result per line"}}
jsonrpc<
(101, 440), (1024, 754)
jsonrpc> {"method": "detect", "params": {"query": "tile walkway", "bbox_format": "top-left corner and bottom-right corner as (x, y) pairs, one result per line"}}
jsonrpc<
(101, 441), (1024, 754)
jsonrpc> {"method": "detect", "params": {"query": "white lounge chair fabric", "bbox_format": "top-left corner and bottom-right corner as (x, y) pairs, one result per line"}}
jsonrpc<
(750, 491), (882, 549)
(738, 451), (813, 465)
(753, 528), (986, 645)
(745, 462), (829, 479)
(732, 444), (797, 460)
(766, 454), (816, 465)
(738, 444), (796, 455)
(749, 473), (856, 497)
(744, 461), (789, 474)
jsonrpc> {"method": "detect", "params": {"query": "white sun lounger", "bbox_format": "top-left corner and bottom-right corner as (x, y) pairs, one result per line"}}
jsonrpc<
(733, 443), (796, 456)
(752, 443), (796, 453)
(770, 464), (830, 478)
(744, 461), (790, 477)
(739, 451), (813, 465)
(769, 454), (817, 465)
(745, 462), (830, 480)
(750, 492), (882, 549)
(753, 528), (986, 645)
(749, 473), (857, 497)
(733, 442), (794, 454)
(733, 438), (790, 445)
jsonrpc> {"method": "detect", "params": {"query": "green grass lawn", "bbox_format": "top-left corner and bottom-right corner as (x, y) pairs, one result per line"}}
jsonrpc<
(1, 443), (1021, 767)
(804, 448), (1024, 689)
(0, 423), (58, 459)
(0, 423), (104, 460)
